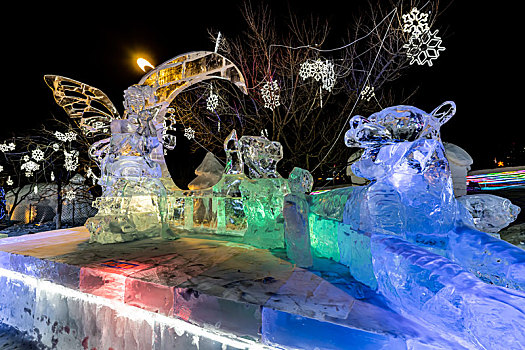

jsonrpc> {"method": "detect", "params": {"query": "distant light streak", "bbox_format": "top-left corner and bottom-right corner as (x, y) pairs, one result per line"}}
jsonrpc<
(137, 58), (155, 72)
(467, 170), (525, 190)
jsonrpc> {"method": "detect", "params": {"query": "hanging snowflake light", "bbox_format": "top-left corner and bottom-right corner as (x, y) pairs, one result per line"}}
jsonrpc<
(64, 190), (76, 202)
(32, 148), (45, 162)
(260, 80), (281, 111)
(206, 88), (219, 111)
(21, 160), (40, 177)
(403, 29), (445, 67)
(360, 85), (375, 102)
(54, 131), (67, 142)
(6, 176), (13, 186)
(184, 127), (195, 140)
(52, 143), (60, 152)
(299, 59), (336, 92)
(65, 131), (77, 142)
(0, 142), (15, 152)
(64, 149), (79, 171)
(402, 7), (430, 38)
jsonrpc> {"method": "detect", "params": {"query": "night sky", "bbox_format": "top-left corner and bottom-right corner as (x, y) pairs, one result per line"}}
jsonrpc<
(3, 1), (520, 172)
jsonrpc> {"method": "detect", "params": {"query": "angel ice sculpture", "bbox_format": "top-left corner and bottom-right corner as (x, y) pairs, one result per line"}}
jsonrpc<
(45, 51), (248, 243)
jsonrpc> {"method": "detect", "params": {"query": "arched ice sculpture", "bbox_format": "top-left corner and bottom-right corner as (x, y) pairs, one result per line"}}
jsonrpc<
(45, 51), (248, 243)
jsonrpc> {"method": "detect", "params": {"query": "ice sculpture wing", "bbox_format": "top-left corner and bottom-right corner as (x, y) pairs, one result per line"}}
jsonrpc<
(44, 75), (120, 137)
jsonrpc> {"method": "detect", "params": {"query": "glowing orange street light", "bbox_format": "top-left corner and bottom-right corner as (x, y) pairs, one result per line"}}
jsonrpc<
(136, 58), (155, 72)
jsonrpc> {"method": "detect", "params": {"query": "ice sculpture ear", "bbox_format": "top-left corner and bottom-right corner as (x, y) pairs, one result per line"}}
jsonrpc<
(431, 101), (456, 125)
(344, 115), (365, 147)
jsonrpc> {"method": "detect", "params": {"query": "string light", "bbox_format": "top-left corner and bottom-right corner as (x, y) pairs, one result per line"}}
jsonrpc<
(360, 85), (375, 101)
(467, 170), (525, 190)
(403, 29), (445, 67)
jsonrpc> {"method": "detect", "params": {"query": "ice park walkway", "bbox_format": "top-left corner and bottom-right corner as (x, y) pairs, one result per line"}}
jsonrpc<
(0, 227), (469, 350)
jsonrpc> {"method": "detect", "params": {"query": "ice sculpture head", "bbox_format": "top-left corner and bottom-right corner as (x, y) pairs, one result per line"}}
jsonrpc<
(458, 194), (521, 233)
(123, 85), (157, 114)
(345, 101), (456, 148)
(239, 136), (283, 178)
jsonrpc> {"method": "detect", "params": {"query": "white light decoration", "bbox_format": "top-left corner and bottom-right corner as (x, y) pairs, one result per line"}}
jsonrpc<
(21, 160), (40, 177)
(64, 149), (79, 171)
(299, 59), (336, 92)
(52, 143), (60, 152)
(0, 165), (3, 172)
(51, 171), (55, 181)
(184, 127), (195, 140)
(260, 80), (281, 110)
(64, 190), (76, 201)
(55, 131), (77, 142)
(0, 142), (15, 152)
(402, 7), (430, 38)
(6, 176), (13, 186)
(23, 155), (30, 162)
(34, 185), (38, 194)
(360, 85), (375, 102)
(206, 88), (219, 112)
(403, 29), (445, 67)
(32, 148), (45, 162)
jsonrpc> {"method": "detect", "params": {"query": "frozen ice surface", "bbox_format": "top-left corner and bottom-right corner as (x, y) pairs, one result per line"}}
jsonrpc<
(187, 152), (224, 190)
(239, 135), (283, 178)
(372, 234), (525, 348)
(457, 193), (521, 233)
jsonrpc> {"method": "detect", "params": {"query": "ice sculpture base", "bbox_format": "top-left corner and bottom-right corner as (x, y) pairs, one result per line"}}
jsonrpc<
(0, 227), (461, 349)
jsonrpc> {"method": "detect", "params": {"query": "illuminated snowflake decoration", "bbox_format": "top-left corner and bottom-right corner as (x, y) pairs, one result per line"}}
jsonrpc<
(55, 131), (77, 142)
(32, 148), (45, 162)
(402, 7), (430, 38)
(206, 89), (219, 111)
(184, 127), (195, 140)
(64, 190), (76, 202)
(260, 80), (281, 110)
(299, 59), (336, 92)
(0, 142), (15, 152)
(52, 143), (60, 152)
(0, 165), (3, 172)
(51, 171), (55, 181)
(21, 160), (40, 177)
(64, 149), (79, 171)
(6, 176), (13, 186)
(403, 29), (445, 67)
(360, 85), (375, 102)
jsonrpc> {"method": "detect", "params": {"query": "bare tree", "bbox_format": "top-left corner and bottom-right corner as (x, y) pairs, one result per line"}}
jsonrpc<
(170, 1), (446, 180)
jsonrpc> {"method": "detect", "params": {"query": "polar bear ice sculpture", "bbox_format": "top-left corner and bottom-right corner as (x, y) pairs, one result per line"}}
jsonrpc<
(343, 102), (460, 238)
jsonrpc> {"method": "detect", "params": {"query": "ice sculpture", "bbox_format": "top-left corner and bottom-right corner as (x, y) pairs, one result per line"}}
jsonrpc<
(223, 130), (244, 175)
(344, 102), (458, 237)
(458, 193), (521, 234)
(187, 152), (223, 190)
(287, 167), (314, 193)
(239, 135), (283, 178)
(45, 51), (248, 244)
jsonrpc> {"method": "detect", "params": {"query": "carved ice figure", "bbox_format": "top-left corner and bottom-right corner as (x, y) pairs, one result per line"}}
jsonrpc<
(343, 102), (457, 238)
(100, 85), (162, 191)
(458, 194), (521, 234)
(223, 130), (244, 175)
(239, 135), (283, 178)
(288, 167), (314, 193)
